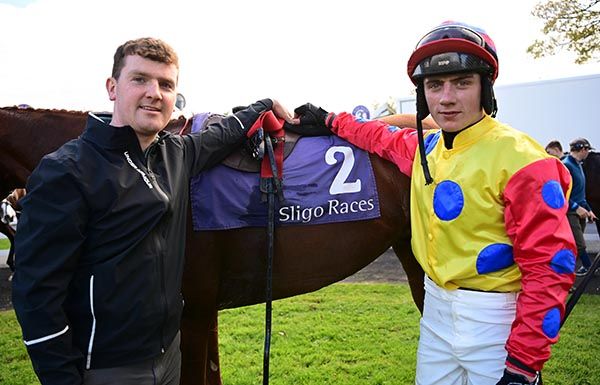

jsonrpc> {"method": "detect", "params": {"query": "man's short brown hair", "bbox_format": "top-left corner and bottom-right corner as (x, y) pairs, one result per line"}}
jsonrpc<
(545, 140), (563, 153)
(111, 37), (179, 79)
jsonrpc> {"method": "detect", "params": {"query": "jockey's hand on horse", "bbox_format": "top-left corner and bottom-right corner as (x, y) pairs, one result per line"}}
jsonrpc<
(284, 103), (336, 136)
(496, 369), (540, 385)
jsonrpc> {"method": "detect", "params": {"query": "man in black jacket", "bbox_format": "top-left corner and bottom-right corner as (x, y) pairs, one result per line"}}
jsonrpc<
(12, 37), (291, 385)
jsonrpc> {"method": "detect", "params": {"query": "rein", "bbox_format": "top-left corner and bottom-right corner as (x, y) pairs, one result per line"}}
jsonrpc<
(257, 112), (285, 385)
(262, 133), (277, 385)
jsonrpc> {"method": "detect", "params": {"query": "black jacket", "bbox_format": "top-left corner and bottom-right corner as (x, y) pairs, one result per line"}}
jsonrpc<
(12, 99), (272, 384)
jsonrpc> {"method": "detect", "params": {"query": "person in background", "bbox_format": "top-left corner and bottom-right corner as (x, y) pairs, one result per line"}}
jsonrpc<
(0, 188), (26, 273)
(563, 138), (597, 276)
(0, 188), (26, 234)
(12, 37), (291, 385)
(288, 21), (575, 385)
(545, 140), (564, 159)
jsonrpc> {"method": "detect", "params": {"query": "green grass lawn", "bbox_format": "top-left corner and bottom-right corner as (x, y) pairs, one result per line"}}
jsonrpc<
(0, 238), (9, 250)
(1, 283), (599, 385)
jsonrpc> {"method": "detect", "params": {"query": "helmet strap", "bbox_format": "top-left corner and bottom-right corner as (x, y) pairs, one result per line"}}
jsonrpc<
(481, 75), (497, 117)
(416, 82), (429, 119)
(416, 82), (434, 185)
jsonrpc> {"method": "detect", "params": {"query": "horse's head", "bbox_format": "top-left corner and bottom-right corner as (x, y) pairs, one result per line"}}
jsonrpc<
(583, 150), (599, 174)
(583, 150), (600, 203)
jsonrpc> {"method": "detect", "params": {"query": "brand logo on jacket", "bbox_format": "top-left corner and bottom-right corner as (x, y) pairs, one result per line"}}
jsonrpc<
(124, 152), (153, 189)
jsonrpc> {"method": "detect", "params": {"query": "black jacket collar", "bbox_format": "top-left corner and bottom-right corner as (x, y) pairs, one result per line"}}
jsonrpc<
(82, 113), (141, 150)
(82, 113), (170, 151)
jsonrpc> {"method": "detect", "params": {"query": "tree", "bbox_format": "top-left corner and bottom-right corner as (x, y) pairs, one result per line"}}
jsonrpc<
(528, 0), (600, 64)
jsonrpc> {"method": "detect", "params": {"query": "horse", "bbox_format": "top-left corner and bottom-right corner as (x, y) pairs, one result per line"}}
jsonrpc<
(0, 106), (437, 385)
(583, 151), (600, 235)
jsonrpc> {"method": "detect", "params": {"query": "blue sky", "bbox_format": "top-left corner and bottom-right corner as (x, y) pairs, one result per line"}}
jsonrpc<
(1, 0), (599, 113)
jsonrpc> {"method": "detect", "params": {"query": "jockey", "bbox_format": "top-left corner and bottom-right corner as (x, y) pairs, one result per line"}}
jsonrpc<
(288, 21), (576, 385)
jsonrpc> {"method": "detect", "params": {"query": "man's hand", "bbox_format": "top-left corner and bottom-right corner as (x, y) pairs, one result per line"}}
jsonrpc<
(575, 206), (588, 219)
(271, 99), (293, 124)
(496, 369), (539, 385)
(285, 103), (335, 136)
(575, 206), (597, 222)
(588, 210), (597, 223)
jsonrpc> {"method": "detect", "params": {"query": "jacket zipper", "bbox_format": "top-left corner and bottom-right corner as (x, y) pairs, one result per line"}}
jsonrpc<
(145, 142), (169, 352)
(144, 141), (169, 201)
(86, 275), (97, 369)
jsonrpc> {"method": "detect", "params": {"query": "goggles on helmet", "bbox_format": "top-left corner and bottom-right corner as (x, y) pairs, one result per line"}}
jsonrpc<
(416, 24), (486, 50)
(407, 22), (499, 84)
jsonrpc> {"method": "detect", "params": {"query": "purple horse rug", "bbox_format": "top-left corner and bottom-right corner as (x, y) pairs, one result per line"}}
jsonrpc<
(190, 135), (380, 230)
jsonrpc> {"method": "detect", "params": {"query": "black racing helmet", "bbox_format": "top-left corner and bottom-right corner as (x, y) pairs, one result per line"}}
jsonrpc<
(407, 21), (499, 118)
(406, 21), (499, 185)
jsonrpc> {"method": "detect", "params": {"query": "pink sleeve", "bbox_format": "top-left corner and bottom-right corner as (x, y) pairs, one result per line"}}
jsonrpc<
(503, 157), (576, 371)
(331, 112), (418, 177)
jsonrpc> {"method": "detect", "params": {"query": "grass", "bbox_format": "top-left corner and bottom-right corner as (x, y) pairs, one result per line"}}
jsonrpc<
(219, 283), (420, 385)
(0, 238), (9, 250)
(1, 283), (599, 385)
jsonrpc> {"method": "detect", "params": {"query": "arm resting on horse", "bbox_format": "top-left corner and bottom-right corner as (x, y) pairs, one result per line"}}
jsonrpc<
(183, 99), (274, 175)
(329, 112), (420, 178)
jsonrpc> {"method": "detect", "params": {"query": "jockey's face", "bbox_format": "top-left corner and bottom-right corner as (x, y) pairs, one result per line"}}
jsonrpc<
(424, 72), (484, 133)
(106, 54), (178, 148)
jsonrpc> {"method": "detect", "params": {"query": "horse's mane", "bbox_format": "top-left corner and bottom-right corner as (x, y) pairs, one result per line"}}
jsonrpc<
(1, 106), (88, 116)
(1, 106), (192, 122)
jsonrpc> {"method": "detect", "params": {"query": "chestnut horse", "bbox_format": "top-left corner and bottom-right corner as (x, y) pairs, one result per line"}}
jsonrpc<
(0, 106), (434, 385)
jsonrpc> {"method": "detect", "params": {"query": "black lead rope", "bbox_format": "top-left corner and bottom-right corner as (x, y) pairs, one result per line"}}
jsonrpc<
(261, 133), (280, 385)
(562, 250), (600, 326)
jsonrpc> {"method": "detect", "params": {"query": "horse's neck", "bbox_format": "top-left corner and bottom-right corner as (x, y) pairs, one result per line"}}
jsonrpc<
(1, 109), (85, 164)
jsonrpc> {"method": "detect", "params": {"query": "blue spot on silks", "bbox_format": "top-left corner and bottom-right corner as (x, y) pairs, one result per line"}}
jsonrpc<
(550, 249), (576, 274)
(542, 180), (565, 209)
(424, 131), (441, 155)
(542, 308), (561, 338)
(433, 180), (464, 221)
(476, 243), (514, 274)
(387, 125), (400, 133)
